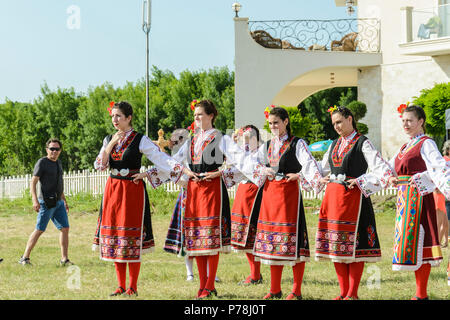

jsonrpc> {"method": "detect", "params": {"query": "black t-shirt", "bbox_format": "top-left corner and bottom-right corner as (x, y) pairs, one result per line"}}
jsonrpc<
(33, 157), (63, 201)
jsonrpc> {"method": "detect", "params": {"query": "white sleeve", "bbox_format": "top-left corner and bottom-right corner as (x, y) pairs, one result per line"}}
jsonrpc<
(221, 165), (246, 189)
(412, 139), (450, 199)
(140, 136), (184, 188)
(320, 145), (332, 177)
(355, 139), (395, 197)
(296, 139), (323, 193)
(93, 136), (109, 171)
(221, 135), (268, 187)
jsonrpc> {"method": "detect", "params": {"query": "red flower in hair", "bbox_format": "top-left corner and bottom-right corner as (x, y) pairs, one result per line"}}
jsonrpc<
(190, 99), (199, 111)
(107, 101), (115, 115)
(397, 103), (408, 117)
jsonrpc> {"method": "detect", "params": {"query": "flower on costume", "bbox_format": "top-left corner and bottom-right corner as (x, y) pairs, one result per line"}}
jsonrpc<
(107, 101), (115, 115)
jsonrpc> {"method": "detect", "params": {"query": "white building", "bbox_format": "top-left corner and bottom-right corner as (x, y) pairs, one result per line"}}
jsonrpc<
(234, 0), (450, 157)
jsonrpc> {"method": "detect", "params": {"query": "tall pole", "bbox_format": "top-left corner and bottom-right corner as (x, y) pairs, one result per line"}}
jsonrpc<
(142, 0), (151, 137)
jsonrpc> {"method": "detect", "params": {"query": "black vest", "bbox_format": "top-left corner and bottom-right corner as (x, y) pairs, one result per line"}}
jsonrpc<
(265, 136), (302, 174)
(188, 131), (224, 173)
(107, 132), (144, 170)
(328, 134), (368, 177)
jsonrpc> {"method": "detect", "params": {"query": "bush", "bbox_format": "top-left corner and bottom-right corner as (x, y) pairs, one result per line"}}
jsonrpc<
(413, 82), (450, 137)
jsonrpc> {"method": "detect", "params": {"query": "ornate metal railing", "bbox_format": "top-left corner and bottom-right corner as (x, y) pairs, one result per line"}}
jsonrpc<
(248, 18), (380, 52)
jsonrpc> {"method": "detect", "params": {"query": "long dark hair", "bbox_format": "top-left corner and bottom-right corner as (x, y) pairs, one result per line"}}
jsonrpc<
(402, 104), (426, 133)
(269, 107), (292, 138)
(331, 106), (357, 132)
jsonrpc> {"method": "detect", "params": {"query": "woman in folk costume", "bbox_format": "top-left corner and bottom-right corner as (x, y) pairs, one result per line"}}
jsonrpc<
(221, 125), (265, 286)
(93, 101), (194, 297)
(162, 128), (195, 280)
(388, 104), (450, 300)
(238, 106), (323, 300)
(315, 106), (394, 300)
(145, 99), (241, 299)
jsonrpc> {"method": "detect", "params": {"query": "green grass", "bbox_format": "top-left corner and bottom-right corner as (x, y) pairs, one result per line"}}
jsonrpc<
(0, 192), (448, 300)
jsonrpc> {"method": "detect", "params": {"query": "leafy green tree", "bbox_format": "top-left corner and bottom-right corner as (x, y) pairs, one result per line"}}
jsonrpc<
(413, 82), (450, 137)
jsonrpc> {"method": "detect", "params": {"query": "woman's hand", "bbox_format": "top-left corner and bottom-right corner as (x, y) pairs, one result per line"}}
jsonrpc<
(183, 167), (200, 182)
(286, 173), (299, 182)
(347, 178), (357, 189)
(105, 131), (125, 154)
(201, 171), (222, 181)
(319, 176), (330, 185)
(132, 172), (147, 184)
(264, 167), (276, 179)
(389, 176), (399, 187)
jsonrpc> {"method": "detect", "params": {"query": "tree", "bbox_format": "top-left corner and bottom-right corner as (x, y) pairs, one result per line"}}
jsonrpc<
(413, 82), (450, 137)
(347, 100), (368, 134)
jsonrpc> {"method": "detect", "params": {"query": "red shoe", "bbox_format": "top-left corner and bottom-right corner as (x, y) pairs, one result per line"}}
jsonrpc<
(109, 287), (125, 297)
(333, 295), (345, 300)
(197, 288), (217, 299)
(238, 275), (263, 286)
(286, 292), (302, 300)
(343, 295), (359, 300)
(125, 287), (138, 297)
(263, 291), (282, 300)
(411, 296), (429, 300)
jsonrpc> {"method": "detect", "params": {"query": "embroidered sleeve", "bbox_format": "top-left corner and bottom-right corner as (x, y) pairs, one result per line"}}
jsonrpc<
(94, 136), (109, 171)
(219, 135), (268, 187)
(298, 171), (313, 192)
(296, 139), (324, 193)
(356, 139), (395, 197)
(420, 139), (450, 199)
(410, 171), (436, 196)
(140, 135), (184, 185)
(221, 165), (246, 189)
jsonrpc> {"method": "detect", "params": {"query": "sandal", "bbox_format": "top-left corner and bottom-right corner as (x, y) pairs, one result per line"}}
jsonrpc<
(197, 288), (217, 299)
(411, 296), (428, 300)
(125, 287), (138, 297)
(263, 291), (282, 300)
(110, 287), (126, 296)
(286, 292), (302, 300)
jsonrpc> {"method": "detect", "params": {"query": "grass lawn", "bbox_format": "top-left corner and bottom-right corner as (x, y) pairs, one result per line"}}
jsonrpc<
(0, 191), (448, 300)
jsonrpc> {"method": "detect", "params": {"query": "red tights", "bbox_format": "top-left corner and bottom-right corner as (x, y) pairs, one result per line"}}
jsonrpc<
(414, 263), (431, 299)
(333, 262), (365, 299)
(269, 262), (305, 296)
(245, 253), (261, 280)
(195, 254), (220, 296)
(114, 262), (141, 291)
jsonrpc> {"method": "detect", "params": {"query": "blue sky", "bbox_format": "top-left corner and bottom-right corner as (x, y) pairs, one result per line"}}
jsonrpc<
(0, 0), (352, 103)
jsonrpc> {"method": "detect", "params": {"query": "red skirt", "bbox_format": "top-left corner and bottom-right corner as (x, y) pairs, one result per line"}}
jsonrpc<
(315, 182), (381, 262)
(231, 182), (262, 251)
(94, 177), (154, 262)
(254, 179), (309, 265)
(184, 176), (231, 256)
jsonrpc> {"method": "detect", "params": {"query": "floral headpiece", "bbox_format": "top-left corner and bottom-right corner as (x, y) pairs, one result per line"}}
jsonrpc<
(190, 99), (200, 111)
(397, 102), (409, 118)
(107, 101), (115, 115)
(327, 105), (338, 114)
(238, 127), (253, 136)
(264, 104), (275, 119)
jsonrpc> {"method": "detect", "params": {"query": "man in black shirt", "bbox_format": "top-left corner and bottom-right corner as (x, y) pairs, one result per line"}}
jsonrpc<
(19, 138), (72, 266)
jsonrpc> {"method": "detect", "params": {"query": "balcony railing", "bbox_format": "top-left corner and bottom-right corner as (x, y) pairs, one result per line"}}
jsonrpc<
(248, 18), (380, 52)
(412, 4), (450, 41)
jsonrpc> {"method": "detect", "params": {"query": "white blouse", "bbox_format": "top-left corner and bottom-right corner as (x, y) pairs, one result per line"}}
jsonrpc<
(321, 132), (394, 198)
(389, 134), (450, 200)
(236, 135), (323, 193)
(94, 132), (184, 186)
(145, 129), (242, 187)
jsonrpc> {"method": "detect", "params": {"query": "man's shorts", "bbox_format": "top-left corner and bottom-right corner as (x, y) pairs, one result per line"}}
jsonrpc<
(36, 199), (69, 231)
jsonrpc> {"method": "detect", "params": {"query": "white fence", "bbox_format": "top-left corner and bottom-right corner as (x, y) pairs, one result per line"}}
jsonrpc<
(0, 169), (398, 200)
